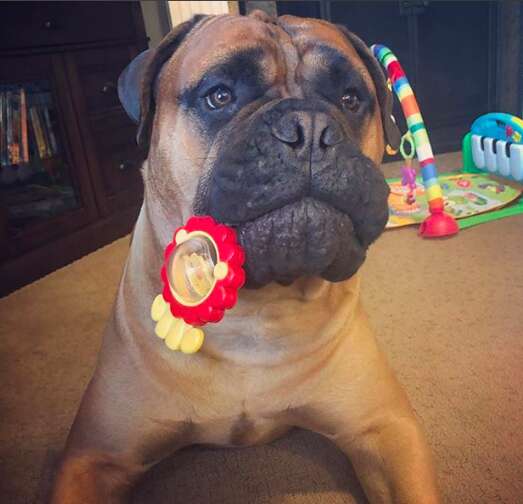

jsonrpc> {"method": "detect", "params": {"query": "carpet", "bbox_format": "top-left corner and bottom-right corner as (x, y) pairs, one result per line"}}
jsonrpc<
(1, 152), (522, 503)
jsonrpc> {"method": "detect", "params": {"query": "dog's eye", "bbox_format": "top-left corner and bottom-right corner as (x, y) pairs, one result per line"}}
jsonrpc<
(341, 90), (361, 112)
(205, 86), (234, 110)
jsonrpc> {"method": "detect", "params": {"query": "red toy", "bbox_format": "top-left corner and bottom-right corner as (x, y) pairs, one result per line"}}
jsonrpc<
(372, 44), (459, 238)
(151, 216), (245, 354)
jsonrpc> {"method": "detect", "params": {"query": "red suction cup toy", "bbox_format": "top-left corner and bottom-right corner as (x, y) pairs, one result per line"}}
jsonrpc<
(419, 209), (460, 238)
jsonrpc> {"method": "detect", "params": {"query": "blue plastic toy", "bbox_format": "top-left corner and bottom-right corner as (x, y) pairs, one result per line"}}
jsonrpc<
(463, 112), (523, 181)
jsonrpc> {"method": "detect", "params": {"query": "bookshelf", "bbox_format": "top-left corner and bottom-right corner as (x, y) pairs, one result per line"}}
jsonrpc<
(0, 2), (147, 295)
(1, 81), (79, 233)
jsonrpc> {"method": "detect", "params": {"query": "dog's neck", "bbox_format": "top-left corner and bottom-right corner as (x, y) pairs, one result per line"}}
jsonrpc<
(114, 196), (361, 366)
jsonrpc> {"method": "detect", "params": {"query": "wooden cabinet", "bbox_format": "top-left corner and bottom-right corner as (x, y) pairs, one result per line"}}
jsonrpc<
(0, 2), (148, 295)
(0, 52), (98, 256)
(64, 45), (145, 215)
(0, 2), (139, 49)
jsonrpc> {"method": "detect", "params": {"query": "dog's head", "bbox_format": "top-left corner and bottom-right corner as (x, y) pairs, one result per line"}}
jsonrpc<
(119, 12), (399, 288)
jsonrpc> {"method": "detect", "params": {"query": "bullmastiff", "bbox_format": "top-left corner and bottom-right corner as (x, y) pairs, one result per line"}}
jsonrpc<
(51, 10), (441, 504)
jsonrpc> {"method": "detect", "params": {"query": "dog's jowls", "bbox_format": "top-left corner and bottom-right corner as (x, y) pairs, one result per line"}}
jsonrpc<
(51, 11), (441, 504)
(196, 97), (390, 287)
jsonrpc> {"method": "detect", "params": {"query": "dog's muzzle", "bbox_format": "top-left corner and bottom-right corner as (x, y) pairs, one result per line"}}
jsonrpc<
(199, 98), (389, 288)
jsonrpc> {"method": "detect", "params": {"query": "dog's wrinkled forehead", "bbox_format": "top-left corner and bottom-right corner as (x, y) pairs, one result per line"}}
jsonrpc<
(120, 11), (400, 156)
(163, 15), (280, 91)
(157, 14), (376, 108)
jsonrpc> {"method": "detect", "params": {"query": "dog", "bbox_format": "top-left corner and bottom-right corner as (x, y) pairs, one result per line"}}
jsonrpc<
(51, 11), (440, 504)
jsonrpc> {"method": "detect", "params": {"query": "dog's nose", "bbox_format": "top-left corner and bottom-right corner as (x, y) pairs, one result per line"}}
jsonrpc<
(270, 111), (344, 160)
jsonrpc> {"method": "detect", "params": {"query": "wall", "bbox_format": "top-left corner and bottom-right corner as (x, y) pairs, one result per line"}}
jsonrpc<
(168, 1), (232, 26)
(141, 2), (243, 44)
(243, 1), (277, 16)
(140, 1), (170, 47)
(494, 0), (521, 116)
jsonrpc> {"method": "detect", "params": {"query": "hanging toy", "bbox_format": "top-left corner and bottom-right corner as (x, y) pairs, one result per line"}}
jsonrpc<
(151, 216), (245, 354)
(385, 96), (399, 156)
(399, 132), (417, 205)
(372, 44), (459, 238)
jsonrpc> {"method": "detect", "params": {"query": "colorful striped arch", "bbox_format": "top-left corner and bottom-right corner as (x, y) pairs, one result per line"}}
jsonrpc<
(371, 44), (459, 238)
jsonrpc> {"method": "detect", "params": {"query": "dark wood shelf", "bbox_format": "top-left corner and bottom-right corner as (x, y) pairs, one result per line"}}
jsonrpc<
(0, 1), (147, 296)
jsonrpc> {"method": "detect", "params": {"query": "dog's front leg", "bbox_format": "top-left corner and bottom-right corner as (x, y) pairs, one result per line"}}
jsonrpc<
(334, 412), (440, 504)
(292, 312), (441, 504)
(51, 451), (144, 504)
(50, 350), (193, 503)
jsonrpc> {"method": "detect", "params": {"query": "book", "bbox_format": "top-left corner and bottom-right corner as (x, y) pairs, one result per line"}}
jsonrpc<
(32, 91), (54, 158)
(6, 91), (14, 164)
(8, 91), (22, 166)
(12, 103), (21, 165)
(42, 106), (58, 155)
(0, 92), (7, 167)
(30, 106), (47, 160)
(38, 106), (52, 158)
(36, 106), (50, 158)
(0, 85), (61, 178)
(19, 88), (29, 163)
(27, 108), (44, 172)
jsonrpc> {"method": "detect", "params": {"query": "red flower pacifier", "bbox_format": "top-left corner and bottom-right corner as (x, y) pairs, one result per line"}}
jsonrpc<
(150, 216), (245, 354)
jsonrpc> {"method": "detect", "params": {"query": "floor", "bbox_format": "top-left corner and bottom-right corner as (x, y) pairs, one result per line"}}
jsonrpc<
(1, 152), (523, 503)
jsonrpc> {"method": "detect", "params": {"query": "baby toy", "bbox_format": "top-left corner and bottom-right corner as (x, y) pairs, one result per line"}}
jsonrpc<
(399, 132), (417, 205)
(372, 44), (459, 238)
(462, 112), (523, 181)
(151, 216), (245, 354)
(387, 109), (523, 230)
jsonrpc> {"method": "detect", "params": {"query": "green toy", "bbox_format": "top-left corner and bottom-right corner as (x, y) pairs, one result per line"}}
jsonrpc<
(460, 113), (523, 228)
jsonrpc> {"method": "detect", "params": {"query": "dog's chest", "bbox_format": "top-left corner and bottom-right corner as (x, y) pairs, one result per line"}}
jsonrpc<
(194, 413), (291, 447)
(177, 369), (295, 446)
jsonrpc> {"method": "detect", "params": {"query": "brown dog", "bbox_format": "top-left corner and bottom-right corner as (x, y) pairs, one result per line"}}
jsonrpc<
(51, 11), (440, 504)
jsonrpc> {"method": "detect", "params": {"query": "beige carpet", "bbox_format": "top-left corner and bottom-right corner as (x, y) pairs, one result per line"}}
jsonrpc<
(1, 153), (523, 503)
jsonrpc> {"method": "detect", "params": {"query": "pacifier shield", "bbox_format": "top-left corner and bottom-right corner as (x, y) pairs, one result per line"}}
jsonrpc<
(160, 216), (246, 326)
(168, 235), (217, 305)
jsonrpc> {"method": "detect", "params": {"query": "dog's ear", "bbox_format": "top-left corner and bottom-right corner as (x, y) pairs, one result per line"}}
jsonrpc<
(118, 50), (152, 125)
(117, 15), (207, 152)
(337, 26), (401, 151)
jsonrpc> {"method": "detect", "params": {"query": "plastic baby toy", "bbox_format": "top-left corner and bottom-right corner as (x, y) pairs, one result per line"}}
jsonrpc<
(151, 216), (245, 354)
